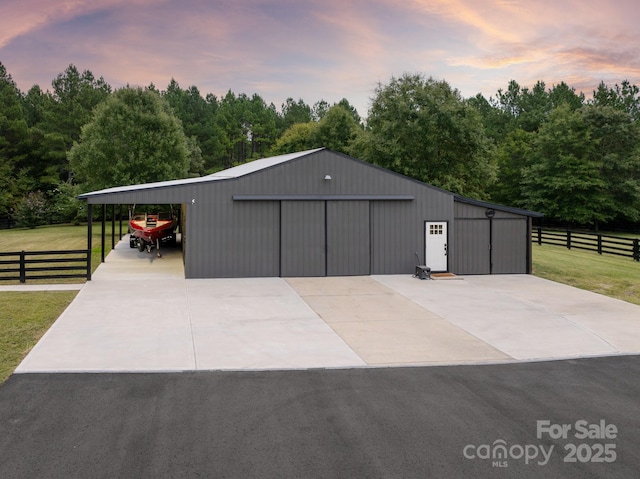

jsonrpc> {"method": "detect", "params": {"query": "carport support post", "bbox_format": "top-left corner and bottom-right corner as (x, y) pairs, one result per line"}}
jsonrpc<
(111, 204), (116, 250)
(87, 204), (92, 281)
(101, 204), (106, 263)
(119, 205), (123, 239)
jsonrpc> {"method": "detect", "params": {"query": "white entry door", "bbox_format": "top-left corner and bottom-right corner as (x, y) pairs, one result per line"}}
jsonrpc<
(425, 222), (448, 272)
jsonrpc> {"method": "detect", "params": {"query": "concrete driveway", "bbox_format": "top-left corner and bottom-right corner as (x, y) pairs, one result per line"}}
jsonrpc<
(15, 238), (640, 373)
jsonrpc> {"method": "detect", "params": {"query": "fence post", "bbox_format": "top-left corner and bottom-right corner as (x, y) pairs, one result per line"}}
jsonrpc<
(566, 230), (571, 250)
(537, 227), (542, 245)
(86, 249), (92, 280)
(634, 238), (640, 262)
(19, 251), (26, 283)
(597, 234), (602, 255)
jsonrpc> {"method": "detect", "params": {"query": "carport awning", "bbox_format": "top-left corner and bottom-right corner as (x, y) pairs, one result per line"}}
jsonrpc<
(232, 195), (415, 201)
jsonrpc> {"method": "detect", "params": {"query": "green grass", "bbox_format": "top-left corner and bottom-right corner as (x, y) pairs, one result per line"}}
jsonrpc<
(0, 222), (125, 251)
(532, 243), (640, 305)
(0, 291), (78, 383)
(0, 223), (127, 283)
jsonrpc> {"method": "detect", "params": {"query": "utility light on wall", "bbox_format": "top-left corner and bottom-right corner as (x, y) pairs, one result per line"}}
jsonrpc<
(324, 175), (332, 181)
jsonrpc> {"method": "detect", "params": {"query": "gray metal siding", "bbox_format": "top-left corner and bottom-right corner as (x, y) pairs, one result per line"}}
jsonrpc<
(452, 219), (490, 274)
(327, 201), (370, 276)
(492, 219), (528, 274)
(227, 150), (450, 199)
(280, 201), (326, 277)
(185, 197), (280, 278)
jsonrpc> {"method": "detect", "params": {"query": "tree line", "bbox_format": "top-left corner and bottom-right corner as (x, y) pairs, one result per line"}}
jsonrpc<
(1, 62), (639, 229)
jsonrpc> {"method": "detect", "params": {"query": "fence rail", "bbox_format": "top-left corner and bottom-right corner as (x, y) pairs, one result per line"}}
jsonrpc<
(0, 249), (90, 283)
(533, 228), (640, 261)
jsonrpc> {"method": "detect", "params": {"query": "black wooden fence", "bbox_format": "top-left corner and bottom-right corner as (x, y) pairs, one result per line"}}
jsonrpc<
(533, 228), (640, 261)
(0, 250), (91, 283)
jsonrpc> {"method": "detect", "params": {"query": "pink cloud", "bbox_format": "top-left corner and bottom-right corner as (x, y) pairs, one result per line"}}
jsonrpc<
(1, 0), (639, 113)
(0, 0), (160, 48)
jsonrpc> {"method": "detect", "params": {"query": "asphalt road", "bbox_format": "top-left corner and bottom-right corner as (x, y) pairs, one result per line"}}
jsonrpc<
(1, 356), (639, 478)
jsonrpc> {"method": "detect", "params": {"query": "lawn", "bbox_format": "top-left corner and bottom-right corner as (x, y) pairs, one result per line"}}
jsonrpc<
(0, 222), (127, 283)
(0, 291), (78, 383)
(0, 222), (126, 251)
(532, 243), (640, 305)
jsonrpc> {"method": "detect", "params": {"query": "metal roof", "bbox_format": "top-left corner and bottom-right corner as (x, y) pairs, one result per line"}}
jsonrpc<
(77, 148), (324, 199)
(206, 148), (324, 179)
(76, 147), (543, 218)
(453, 194), (544, 218)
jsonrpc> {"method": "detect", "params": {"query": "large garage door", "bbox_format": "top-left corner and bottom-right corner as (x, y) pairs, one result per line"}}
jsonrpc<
(280, 200), (371, 277)
(327, 201), (370, 276)
(281, 201), (325, 277)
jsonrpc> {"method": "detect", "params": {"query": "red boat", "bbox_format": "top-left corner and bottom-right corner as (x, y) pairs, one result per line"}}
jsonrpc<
(129, 212), (178, 253)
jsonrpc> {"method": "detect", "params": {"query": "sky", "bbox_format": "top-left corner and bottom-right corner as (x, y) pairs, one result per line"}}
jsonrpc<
(1, 0), (639, 117)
